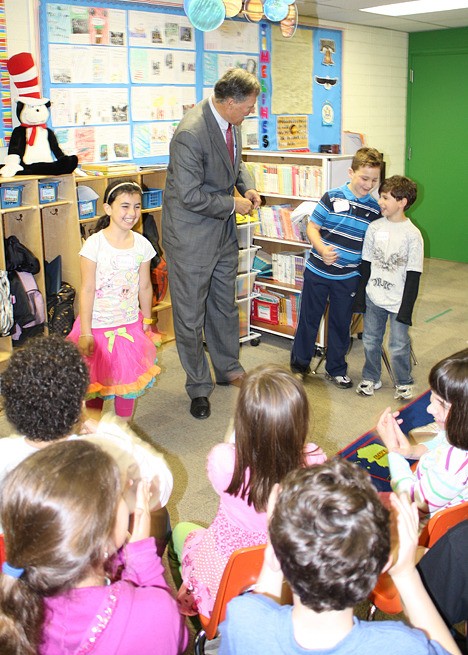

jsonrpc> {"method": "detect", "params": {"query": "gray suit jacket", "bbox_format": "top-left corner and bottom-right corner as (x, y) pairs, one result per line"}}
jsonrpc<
(162, 98), (255, 267)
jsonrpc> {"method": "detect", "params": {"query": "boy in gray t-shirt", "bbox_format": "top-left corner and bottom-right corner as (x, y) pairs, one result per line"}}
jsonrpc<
(354, 175), (424, 399)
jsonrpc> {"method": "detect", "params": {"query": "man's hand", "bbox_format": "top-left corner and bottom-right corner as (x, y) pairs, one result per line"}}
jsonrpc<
(235, 196), (253, 215)
(245, 188), (261, 209)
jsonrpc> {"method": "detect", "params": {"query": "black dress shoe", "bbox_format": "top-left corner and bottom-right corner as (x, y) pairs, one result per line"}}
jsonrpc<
(190, 396), (211, 420)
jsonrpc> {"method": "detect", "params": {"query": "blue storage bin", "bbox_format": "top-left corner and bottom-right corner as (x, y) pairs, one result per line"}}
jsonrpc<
(78, 199), (97, 219)
(0, 184), (24, 209)
(39, 181), (60, 204)
(142, 188), (163, 209)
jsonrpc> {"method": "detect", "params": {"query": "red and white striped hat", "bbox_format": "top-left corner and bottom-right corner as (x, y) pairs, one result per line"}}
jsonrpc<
(7, 52), (49, 105)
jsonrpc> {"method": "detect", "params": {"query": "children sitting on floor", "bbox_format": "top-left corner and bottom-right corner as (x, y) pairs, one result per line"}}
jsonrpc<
(377, 347), (468, 521)
(219, 458), (461, 655)
(0, 335), (172, 548)
(170, 364), (326, 617)
(0, 440), (188, 655)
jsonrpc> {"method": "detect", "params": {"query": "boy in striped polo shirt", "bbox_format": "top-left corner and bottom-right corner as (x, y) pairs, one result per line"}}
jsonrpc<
(291, 147), (382, 388)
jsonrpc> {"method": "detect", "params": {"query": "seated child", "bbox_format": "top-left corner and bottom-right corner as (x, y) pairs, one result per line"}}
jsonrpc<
(170, 365), (326, 617)
(377, 347), (468, 521)
(0, 440), (188, 654)
(0, 335), (172, 545)
(219, 459), (461, 655)
(418, 521), (468, 654)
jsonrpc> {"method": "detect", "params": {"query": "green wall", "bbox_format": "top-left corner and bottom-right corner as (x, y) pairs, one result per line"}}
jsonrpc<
(406, 27), (468, 263)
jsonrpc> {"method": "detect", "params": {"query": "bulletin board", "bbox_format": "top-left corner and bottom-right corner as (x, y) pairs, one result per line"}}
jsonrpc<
(38, 1), (342, 165)
(0, 0), (12, 147)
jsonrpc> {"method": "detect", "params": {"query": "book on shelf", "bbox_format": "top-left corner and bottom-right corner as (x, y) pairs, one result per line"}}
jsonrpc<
(256, 205), (308, 243)
(252, 283), (302, 329)
(81, 162), (140, 173)
(244, 161), (322, 198)
(272, 251), (306, 288)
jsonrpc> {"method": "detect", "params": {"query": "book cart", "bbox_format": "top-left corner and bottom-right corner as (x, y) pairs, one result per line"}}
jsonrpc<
(242, 150), (353, 342)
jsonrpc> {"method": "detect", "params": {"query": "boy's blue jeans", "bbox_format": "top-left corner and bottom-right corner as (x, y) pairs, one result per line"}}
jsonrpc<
(362, 295), (413, 386)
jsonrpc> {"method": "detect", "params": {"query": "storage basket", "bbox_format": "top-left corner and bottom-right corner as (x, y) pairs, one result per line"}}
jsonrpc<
(38, 181), (60, 204)
(78, 199), (97, 219)
(0, 184), (24, 209)
(142, 188), (163, 209)
(252, 296), (279, 325)
(236, 271), (257, 300)
(238, 246), (260, 274)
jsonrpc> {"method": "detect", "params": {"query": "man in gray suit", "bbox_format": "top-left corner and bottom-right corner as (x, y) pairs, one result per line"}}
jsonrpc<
(162, 69), (261, 419)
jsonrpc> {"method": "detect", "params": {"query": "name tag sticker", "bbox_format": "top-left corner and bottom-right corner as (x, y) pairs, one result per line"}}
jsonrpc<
(333, 199), (350, 213)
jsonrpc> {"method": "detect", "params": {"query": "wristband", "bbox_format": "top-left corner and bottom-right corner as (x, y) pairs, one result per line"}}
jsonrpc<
(143, 317), (153, 325)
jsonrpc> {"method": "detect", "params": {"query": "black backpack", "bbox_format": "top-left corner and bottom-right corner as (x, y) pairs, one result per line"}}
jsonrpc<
(47, 282), (76, 336)
(5, 235), (40, 274)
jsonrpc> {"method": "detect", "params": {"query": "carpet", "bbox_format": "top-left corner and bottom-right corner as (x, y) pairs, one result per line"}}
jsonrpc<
(337, 390), (431, 492)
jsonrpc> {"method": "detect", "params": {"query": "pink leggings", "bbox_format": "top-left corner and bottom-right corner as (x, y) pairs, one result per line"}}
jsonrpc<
(86, 397), (135, 418)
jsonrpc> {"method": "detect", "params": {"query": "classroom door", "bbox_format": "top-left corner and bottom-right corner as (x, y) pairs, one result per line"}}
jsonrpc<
(406, 51), (468, 263)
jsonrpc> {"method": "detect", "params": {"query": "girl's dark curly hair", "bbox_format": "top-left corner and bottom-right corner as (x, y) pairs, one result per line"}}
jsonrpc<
(1, 335), (89, 441)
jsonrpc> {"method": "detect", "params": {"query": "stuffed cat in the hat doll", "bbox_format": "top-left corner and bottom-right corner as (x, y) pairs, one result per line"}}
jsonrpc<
(1, 52), (78, 178)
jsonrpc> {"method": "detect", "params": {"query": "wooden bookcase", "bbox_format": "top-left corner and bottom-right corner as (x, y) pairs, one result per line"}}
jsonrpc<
(242, 151), (353, 340)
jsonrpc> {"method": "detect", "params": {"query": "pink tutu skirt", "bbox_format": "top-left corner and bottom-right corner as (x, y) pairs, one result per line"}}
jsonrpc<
(68, 315), (160, 400)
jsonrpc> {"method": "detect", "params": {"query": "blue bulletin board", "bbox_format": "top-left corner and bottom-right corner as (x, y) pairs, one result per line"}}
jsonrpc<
(38, 1), (342, 165)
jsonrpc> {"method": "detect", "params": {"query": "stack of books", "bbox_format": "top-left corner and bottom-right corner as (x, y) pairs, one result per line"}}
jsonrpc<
(271, 251), (306, 288)
(255, 205), (310, 242)
(81, 162), (140, 175)
(244, 162), (323, 198)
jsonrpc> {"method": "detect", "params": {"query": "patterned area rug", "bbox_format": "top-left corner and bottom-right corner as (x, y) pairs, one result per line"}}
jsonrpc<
(337, 390), (431, 491)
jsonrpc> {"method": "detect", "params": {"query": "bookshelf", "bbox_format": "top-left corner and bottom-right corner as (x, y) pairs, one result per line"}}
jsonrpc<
(243, 151), (353, 339)
(74, 167), (174, 343)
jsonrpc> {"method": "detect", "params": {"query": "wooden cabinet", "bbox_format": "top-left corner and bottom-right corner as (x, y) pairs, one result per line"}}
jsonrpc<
(0, 168), (173, 362)
(0, 173), (82, 361)
(242, 151), (353, 340)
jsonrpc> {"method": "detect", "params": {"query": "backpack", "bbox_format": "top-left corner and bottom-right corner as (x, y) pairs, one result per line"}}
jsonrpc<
(5, 235), (40, 274)
(8, 271), (46, 345)
(0, 271), (14, 336)
(47, 282), (75, 336)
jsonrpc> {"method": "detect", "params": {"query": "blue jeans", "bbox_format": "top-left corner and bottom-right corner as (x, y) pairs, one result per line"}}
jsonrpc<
(362, 295), (413, 386)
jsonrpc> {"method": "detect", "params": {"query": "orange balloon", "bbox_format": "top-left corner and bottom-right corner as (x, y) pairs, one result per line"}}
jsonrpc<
(243, 0), (264, 22)
(224, 0), (242, 17)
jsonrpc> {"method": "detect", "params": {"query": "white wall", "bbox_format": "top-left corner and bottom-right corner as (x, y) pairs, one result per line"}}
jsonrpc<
(3, 2), (408, 175)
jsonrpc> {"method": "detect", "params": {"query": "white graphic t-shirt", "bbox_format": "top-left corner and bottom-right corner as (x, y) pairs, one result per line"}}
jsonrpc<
(362, 217), (423, 313)
(80, 230), (155, 328)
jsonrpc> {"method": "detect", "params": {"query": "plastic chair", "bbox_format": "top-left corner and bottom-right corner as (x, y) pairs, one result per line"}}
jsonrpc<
(367, 500), (468, 619)
(193, 544), (266, 655)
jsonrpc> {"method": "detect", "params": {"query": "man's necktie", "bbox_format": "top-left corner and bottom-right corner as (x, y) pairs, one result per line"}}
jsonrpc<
(226, 123), (234, 164)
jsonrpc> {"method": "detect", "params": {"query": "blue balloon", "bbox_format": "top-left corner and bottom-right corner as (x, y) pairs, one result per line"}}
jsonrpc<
(263, 0), (289, 22)
(185, 0), (226, 32)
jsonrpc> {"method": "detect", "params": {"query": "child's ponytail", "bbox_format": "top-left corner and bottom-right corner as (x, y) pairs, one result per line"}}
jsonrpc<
(0, 575), (43, 655)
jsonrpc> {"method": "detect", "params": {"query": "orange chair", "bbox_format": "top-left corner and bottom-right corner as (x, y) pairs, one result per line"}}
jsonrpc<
(194, 544), (266, 655)
(367, 500), (468, 619)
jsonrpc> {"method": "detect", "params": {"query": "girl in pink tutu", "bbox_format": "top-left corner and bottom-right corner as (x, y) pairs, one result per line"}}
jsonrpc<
(170, 365), (327, 617)
(68, 179), (159, 420)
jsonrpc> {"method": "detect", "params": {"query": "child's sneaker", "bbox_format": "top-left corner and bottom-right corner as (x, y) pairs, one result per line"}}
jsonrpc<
(356, 380), (382, 396)
(325, 373), (353, 389)
(394, 384), (414, 400)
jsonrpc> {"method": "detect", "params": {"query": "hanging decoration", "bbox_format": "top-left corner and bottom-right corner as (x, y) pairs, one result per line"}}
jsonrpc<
(184, 0), (298, 35)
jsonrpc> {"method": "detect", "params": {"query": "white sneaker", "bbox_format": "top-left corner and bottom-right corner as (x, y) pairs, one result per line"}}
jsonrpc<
(325, 373), (353, 389)
(394, 384), (414, 400)
(356, 380), (382, 396)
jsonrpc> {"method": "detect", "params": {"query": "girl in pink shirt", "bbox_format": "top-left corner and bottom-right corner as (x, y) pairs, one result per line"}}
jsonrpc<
(0, 440), (188, 655)
(171, 365), (327, 617)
